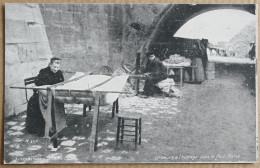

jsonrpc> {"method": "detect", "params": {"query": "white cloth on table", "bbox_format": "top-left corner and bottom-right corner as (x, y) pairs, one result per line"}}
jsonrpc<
(54, 73), (129, 105)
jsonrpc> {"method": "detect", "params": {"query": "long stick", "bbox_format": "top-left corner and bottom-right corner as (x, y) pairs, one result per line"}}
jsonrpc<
(10, 86), (132, 94)
(52, 71), (93, 88)
(88, 75), (118, 90)
(10, 86), (48, 90)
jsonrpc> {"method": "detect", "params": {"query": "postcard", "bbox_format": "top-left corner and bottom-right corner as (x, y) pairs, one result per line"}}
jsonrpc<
(4, 3), (258, 164)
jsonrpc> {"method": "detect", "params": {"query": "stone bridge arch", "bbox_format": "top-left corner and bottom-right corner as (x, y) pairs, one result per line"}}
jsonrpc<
(139, 4), (256, 58)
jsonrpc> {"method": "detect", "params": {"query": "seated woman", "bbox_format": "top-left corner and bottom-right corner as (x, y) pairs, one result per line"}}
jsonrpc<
(26, 57), (65, 136)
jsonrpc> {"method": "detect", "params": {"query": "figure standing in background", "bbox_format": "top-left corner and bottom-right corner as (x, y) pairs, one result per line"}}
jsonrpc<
(249, 42), (256, 60)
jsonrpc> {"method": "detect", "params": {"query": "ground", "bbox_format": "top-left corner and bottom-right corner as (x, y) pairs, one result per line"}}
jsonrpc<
(4, 70), (257, 164)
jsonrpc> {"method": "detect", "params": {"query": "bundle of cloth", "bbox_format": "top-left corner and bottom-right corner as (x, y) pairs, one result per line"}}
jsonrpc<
(156, 78), (182, 98)
(163, 54), (191, 67)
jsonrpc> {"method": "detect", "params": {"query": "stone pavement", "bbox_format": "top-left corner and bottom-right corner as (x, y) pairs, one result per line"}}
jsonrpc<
(4, 78), (257, 163)
(4, 93), (181, 164)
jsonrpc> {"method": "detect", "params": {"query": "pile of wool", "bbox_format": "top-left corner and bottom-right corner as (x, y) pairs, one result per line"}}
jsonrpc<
(164, 54), (191, 65)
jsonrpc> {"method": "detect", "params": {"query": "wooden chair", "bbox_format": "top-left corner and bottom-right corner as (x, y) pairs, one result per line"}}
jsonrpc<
(24, 77), (37, 102)
(116, 113), (141, 150)
(99, 66), (113, 75)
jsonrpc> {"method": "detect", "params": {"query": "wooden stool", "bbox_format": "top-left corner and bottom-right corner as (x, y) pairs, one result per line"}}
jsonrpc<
(116, 113), (141, 149)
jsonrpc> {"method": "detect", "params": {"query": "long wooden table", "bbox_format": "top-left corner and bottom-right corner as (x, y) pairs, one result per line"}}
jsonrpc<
(11, 74), (130, 161)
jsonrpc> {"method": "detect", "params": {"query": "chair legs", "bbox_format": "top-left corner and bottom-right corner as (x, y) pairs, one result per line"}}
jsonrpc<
(139, 118), (141, 145)
(116, 117), (121, 148)
(116, 117), (141, 149)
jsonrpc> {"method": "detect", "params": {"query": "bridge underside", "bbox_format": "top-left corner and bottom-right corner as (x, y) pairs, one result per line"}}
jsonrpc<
(140, 4), (256, 59)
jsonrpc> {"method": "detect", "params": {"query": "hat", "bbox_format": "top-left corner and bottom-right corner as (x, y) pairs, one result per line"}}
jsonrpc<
(146, 51), (156, 57)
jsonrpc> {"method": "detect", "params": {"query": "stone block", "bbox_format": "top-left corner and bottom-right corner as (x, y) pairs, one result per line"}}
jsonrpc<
(5, 62), (36, 86)
(5, 108), (15, 117)
(25, 3), (38, 8)
(5, 20), (31, 44)
(14, 103), (27, 115)
(103, 4), (113, 15)
(5, 64), (21, 86)
(61, 12), (74, 24)
(17, 43), (38, 62)
(85, 41), (108, 57)
(36, 42), (52, 59)
(28, 23), (45, 42)
(108, 16), (122, 28)
(18, 63), (34, 81)
(32, 5), (44, 24)
(40, 8), (54, 24)
(108, 42), (122, 54)
(89, 13), (106, 29)
(108, 28), (123, 42)
(41, 26), (49, 42)
(5, 3), (34, 22)
(92, 29), (109, 43)
(87, 4), (100, 13)
(30, 60), (49, 76)
(5, 86), (24, 111)
(5, 44), (19, 65)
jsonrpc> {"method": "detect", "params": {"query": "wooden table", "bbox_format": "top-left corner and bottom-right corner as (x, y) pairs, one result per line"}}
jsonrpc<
(165, 65), (197, 86)
(11, 74), (129, 161)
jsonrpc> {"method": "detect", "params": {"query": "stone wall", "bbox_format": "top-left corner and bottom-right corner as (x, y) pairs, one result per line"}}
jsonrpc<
(39, 4), (167, 75)
(5, 4), (52, 117)
(5, 3), (167, 117)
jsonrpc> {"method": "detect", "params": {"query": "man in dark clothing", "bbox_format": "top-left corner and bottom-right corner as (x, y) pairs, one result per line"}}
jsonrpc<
(26, 57), (64, 136)
(142, 52), (167, 96)
(249, 42), (256, 60)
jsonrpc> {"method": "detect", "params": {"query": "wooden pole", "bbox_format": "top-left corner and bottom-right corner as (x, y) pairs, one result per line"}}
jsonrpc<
(88, 92), (101, 162)
(135, 52), (141, 95)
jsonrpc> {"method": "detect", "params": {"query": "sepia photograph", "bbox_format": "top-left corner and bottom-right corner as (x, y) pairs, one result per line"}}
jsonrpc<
(4, 3), (258, 164)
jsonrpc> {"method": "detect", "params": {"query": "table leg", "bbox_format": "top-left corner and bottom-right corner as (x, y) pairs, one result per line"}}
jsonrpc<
(44, 87), (52, 154)
(180, 68), (183, 86)
(44, 88), (52, 138)
(116, 98), (119, 114)
(88, 92), (101, 161)
(112, 101), (115, 118)
(192, 67), (195, 81)
(135, 79), (140, 95)
(51, 100), (57, 148)
(94, 104), (100, 151)
(83, 104), (87, 117)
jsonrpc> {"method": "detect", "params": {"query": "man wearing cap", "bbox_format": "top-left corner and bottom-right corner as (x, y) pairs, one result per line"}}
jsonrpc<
(142, 52), (167, 96)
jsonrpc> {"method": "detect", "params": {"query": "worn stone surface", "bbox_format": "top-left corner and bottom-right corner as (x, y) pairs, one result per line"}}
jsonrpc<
(28, 23), (46, 43)
(17, 43), (38, 62)
(3, 74), (257, 163)
(5, 4), (53, 117)
(5, 3), (34, 22)
(5, 86), (24, 111)
(5, 20), (31, 44)
(5, 44), (19, 65)
(32, 6), (44, 24)
(14, 104), (27, 115)
(39, 4), (166, 73)
(36, 42), (52, 59)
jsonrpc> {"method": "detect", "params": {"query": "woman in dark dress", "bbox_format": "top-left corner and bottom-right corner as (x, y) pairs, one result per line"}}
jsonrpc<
(26, 57), (64, 136)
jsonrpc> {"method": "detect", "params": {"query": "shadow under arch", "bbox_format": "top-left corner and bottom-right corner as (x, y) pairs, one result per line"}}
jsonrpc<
(138, 4), (256, 62)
